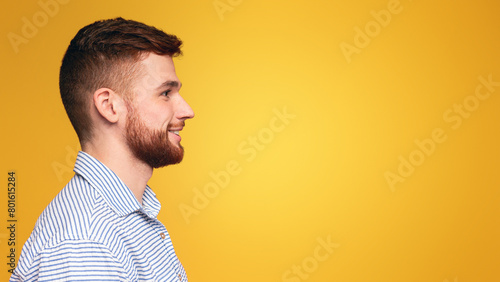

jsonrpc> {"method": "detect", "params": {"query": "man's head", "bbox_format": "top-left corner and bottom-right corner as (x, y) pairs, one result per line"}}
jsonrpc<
(60, 17), (194, 168)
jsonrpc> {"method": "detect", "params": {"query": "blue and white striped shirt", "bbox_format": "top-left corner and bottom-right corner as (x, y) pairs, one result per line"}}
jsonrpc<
(11, 151), (187, 281)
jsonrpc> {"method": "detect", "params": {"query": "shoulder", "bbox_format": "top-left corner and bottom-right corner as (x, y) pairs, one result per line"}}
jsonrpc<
(38, 174), (97, 242)
(15, 175), (102, 273)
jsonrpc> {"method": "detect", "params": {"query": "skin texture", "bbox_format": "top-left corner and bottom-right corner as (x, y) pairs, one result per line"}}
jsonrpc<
(82, 53), (194, 203)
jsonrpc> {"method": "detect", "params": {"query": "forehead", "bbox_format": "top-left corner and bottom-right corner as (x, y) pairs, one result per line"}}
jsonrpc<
(136, 53), (179, 90)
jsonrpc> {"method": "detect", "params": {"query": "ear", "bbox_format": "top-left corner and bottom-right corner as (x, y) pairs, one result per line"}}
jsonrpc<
(92, 88), (125, 123)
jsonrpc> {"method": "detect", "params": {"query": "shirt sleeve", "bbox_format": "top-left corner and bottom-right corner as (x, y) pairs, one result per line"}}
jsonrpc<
(10, 240), (129, 282)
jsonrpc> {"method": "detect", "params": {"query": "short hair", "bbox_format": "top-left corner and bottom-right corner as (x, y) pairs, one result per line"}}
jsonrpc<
(59, 17), (182, 144)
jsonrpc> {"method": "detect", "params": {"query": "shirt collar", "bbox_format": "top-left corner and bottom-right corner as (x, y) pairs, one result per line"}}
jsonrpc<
(73, 151), (161, 218)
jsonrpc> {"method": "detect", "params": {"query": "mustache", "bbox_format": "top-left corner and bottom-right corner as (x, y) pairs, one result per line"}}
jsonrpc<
(167, 121), (185, 130)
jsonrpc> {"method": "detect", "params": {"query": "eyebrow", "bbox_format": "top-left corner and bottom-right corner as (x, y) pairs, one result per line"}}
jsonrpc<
(156, 80), (182, 90)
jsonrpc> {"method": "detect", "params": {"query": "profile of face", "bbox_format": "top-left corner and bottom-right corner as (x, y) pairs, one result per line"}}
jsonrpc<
(125, 53), (194, 168)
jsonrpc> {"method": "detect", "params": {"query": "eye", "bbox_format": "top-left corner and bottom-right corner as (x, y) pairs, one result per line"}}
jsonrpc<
(161, 90), (172, 97)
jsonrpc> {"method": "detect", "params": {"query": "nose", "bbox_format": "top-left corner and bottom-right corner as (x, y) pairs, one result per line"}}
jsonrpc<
(175, 95), (195, 120)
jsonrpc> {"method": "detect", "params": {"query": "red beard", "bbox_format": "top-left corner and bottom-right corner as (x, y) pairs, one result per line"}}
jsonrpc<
(125, 103), (184, 168)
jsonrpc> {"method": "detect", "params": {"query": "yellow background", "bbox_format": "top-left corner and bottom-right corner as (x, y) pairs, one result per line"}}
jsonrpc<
(1, 0), (499, 281)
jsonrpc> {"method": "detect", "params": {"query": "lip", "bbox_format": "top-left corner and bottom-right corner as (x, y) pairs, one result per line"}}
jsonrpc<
(168, 128), (182, 142)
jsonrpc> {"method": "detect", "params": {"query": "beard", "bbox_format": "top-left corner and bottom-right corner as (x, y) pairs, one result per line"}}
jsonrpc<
(125, 103), (184, 168)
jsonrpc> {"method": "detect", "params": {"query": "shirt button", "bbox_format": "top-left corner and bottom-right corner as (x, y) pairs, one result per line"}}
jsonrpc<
(160, 232), (166, 239)
(178, 274), (182, 280)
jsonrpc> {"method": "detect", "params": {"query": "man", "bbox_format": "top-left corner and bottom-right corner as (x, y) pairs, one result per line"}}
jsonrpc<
(11, 17), (194, 281)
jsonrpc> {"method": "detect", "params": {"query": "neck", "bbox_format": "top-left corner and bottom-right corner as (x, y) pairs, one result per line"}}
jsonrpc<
(82, 139), (152, 204)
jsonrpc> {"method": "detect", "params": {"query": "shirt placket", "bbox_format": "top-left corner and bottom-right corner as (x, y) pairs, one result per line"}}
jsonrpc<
(152, 217), (187, 281)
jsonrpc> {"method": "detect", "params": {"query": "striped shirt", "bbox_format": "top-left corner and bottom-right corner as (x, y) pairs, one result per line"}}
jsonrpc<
(11, 151), (187, 281)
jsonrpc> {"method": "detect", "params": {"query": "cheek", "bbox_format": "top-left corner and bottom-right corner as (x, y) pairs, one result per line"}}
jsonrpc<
(141, 106), (175, 128)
